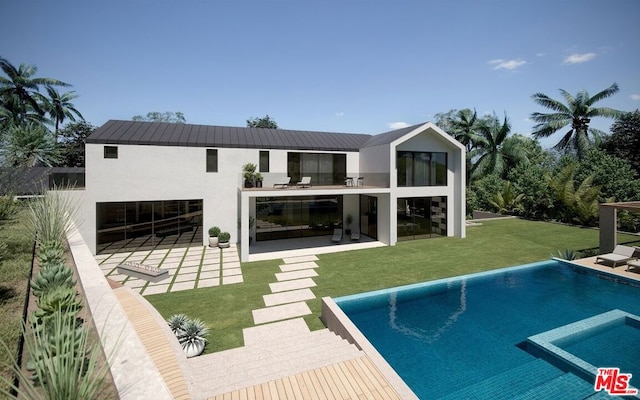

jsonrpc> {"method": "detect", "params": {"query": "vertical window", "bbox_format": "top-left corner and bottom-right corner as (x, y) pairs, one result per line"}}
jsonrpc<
(206, 149), (218, 172)
(259, 151), (269, 172)
(104, 146), (118, 159)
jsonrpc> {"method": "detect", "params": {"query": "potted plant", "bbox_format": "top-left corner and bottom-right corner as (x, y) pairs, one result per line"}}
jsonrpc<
(255, 172), (263, 188)
(218, 231), (231, 248)
(345, 214), (353, 235)
(208, 226), (220, 247)
(181, 318), (209, 358)
(167, 314), (188, 336)
(242, 163), (257, 188)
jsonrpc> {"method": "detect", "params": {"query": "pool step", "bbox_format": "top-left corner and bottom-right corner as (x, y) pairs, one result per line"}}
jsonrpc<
(185, 328), (363, 397)
(439, 359), (563, 400)
(511, 372), (595, 399)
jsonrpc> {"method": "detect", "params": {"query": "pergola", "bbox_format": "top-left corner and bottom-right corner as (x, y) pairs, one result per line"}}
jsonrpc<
(599, 201), (640, 253)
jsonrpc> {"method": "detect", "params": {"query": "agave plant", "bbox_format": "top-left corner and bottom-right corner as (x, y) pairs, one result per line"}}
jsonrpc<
(553, 249), (577, 261)
(166, 314), (189, 336)
(37, 240), (65, 266)
(33, 285), (82, 324)
(178, 318), (209, 358)
(30, 262), (75, 297)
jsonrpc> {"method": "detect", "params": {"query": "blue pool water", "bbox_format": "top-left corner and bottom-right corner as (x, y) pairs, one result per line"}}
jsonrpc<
(336, 261), (640, 399)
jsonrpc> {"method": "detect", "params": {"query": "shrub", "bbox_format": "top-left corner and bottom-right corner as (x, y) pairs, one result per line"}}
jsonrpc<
(0, 195), (19, 221)
(218, 231), (230, 242)
(179, 318), (209, 357)
(25, 186), (80, 245)
(208, 226), (220, 237)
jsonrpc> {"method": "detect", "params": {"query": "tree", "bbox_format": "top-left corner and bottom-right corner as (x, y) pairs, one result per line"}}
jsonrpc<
(469, 113), (529, 180)
(0, 122), (59, 167)
(0, 57), (70, 122)
(489, 181), (524, 214)
(43, 86), (83, 133)
(576, 148), (640, 203)
(530, 83), (623, 160)
(246, 114), (278, 129)
(132, 111), (185, 123)
(602, 110), (640, 174)
(56, 121), (95, 167)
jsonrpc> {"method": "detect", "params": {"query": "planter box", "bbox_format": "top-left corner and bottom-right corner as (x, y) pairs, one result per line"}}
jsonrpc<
(117, 262), (169, 283)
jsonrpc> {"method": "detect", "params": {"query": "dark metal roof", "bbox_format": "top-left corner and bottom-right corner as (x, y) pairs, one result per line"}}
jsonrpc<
(360, 123), (425, 148)
(87, 120), (375, 152)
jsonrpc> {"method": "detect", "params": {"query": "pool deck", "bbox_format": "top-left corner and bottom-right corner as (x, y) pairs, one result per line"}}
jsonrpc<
(571, 256), (640, 282)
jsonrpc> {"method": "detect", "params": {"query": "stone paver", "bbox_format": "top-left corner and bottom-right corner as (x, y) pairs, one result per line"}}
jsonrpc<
(222, 268), (242, 277)
(171, 281), (196, 291)
(143, 284), (170, 295)
(222, 275), (243, 285)
(252, 301), (312, 324)
(275, 269), (318, 281)
(198, 271), (219, 280)
(197, 278), (220, 288)
(242, 318), (310, 346)
(269, 278), (316, 293)
(279, 261), (320, 272)
(223, 261), (241, 269)
(263, 288), (316, 307)
(173, 272), (198, 282)
(282, 255), (319, 264)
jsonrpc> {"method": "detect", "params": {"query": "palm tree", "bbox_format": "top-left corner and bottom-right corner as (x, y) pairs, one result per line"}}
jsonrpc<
(0, 57), (70, 121)
(469, 113), (529, 180)
(43, 86), (83, 133)
(450, 108), (482, 151)
(530, 83), (622, 160)
(0, 122), (60, 167)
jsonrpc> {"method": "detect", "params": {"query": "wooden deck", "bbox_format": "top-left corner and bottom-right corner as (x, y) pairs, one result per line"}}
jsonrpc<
(209, 355), (401, 400)
(114, 287), (191, 399)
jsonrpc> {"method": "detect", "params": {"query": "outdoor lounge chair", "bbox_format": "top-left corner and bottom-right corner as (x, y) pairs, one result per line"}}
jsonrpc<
(297, 176), (312, 188)
(331, 228), (342, 243)
(273, 177), (291, 189)
(351, 231), (360, 241)
(595, 245), (638, 268)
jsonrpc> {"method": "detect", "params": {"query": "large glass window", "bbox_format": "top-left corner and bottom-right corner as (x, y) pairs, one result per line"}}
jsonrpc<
(256, 195), (342, 241)
(287, 153), (346, 185)
(397, 196), (447, 241)
(96, 199), (203, 254)
(397, 151), (447, 186)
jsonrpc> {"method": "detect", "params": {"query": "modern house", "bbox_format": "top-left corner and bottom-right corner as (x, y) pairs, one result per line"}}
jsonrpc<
(78, 120), (466, 262)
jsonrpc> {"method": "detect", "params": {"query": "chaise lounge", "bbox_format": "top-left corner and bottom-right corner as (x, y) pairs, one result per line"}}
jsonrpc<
(331, 228), (342, 243)
(595, 245), (638, 268)
(297, 176), (312, 188)
(273, 177), (291, 189)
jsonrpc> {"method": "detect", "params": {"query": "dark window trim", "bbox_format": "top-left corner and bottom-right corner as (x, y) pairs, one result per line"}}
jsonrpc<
(259, 151), (269, 173)
(104, 146), (118, 159)
(206, 149), (218, 173)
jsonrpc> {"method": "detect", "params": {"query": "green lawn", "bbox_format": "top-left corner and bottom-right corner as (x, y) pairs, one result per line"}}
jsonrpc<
(147, 218), (640, 352)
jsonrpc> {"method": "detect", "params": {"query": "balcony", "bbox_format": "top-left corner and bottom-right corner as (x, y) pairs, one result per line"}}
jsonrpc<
(239, 172), (390, 191)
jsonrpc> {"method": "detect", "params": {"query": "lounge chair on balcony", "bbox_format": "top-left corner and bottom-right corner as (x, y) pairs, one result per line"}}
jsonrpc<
(331, 228), (342, 243)
(273, 177), (291, 189)
(297, 176), (312, 188)
(595, 245), (638, 268)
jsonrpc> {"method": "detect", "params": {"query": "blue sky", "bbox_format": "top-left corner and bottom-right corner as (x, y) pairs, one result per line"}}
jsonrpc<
(2, 0), (639, 146)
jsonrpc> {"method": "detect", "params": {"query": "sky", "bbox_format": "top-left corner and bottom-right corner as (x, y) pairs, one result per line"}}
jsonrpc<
(2, 0), (639, 147)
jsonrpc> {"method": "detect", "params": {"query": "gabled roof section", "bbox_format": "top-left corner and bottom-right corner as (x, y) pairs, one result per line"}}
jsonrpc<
(86, 120), (372, 152)
(360, 123), (426, 148)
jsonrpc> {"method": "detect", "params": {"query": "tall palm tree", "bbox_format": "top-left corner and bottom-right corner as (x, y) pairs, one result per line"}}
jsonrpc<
(450, 108), (482, 152)
(0, 57), (70, 121)
(530, 83), (622, 160)
(469, 113), (529, 180)
(43, 86), (83, 133)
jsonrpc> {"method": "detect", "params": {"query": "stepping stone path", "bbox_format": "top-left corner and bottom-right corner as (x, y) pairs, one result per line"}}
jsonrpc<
(251, 255), (321, 326)
(94, 244), (244, 295)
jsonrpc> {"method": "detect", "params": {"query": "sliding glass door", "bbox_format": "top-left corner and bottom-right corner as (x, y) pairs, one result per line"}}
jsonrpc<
(397, 196), (447, 241)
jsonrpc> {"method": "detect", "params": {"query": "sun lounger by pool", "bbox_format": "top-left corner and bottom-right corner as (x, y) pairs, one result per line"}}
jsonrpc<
(595, 245), (637, 268)
(273, 177), (291, 188)
(297, 176), (312, 188)
(331, 228), (342, 243)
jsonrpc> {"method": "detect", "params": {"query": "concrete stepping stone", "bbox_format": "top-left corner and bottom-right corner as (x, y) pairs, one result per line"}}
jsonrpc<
(197, 278), (220, 288)
(252, 302), (312, 325)
(283, 255), (318, 264)
(171, 281), (196, 291)
(142, 284), (170, 295)
(275, 269), (318, 281)
(242, 318), (310, 346)
(269, 278), (316, 293)
(222, 268), (242, 277)
(174, 272), (198, 282)
(263, 288), (316, 307)
(279, 261), (319, 272)
(223, 275), (243, 285)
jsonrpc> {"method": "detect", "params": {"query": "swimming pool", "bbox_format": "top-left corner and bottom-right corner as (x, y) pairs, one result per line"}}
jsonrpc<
(334, 260), (640, 399)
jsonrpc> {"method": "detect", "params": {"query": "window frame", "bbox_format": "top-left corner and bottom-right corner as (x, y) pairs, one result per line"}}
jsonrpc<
(104, 146), (118, 159)
(259, 151), (270, 173)
(206, 149), (218, 173)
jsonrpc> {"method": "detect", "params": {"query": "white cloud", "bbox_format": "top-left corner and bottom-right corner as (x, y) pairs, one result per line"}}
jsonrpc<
(630, 94), (640, 101)
(488, 58), (527, 70)
(536, 53), (545, 57)
(335, 112), (344, 117)
(562, 53), (596, 64)
(387, 122), (410, 129)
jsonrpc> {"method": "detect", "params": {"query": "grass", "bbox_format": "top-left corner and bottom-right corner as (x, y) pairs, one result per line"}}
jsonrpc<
(0, 207), (35, 391)
(147, 218), (640, 352)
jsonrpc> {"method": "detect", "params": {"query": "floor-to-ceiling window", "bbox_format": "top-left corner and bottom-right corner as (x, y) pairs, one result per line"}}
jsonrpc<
(359, 195), (378, 239)
(287, 153), (346, 185)
(397, 196), (447, 240)
(96, 199), (203, 253)
(256, 195), (342, 241)
(397, 151), (447, 186)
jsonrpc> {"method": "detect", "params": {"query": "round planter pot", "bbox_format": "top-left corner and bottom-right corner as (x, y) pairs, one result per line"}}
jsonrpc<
(208, 237), (218, 247)
(218, 241), (230, 249)
(183, 341), (205, 358)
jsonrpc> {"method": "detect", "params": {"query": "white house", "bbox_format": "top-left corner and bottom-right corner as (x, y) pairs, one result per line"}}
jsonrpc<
(77, 120), (465, 262)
